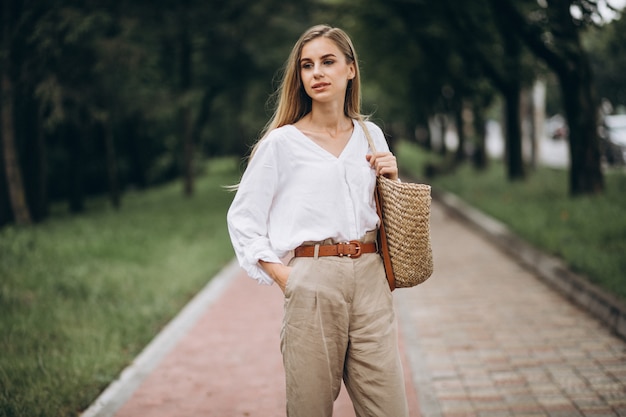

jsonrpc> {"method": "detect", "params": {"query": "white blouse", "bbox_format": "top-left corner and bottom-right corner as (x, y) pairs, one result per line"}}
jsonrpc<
(227, 120), (390, 285)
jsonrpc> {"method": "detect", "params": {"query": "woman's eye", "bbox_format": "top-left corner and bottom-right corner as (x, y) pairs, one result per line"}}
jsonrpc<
(324, 60), (334, 65)
(302, 63), (313, 70)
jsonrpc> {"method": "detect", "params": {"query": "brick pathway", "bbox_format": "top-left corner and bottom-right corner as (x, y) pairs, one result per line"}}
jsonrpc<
(396, 203), (626, 417)
(111, 266), (420, 417)
(84, 200), (626, 417)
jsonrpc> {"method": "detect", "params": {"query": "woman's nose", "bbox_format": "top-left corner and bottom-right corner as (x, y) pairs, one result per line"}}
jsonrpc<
(313, 64), (324, 77)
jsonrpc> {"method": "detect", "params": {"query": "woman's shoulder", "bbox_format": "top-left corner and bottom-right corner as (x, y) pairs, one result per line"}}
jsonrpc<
(357, 119), (389, 152)
(361, 119), (384, 135)
(264, 124), (299, 144)
(253, 125), (296, 153)
(358, 119), (386, 140)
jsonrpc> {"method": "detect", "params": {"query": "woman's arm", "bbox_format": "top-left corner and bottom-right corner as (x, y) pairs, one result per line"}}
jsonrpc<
(259, 261), (291, 293)
(227, 137), (283, 285)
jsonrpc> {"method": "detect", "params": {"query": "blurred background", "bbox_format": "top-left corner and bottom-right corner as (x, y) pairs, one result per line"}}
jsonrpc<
(1, 0), (625, 226)
(2, 2), (626, 415)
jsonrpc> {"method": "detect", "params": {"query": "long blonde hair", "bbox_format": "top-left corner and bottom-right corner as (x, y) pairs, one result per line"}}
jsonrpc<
(250, 25), (364, 158)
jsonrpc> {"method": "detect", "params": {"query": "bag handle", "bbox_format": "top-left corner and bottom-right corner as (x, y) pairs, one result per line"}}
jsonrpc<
(357, 118), (395, 291)
(357, 119), (378, 154)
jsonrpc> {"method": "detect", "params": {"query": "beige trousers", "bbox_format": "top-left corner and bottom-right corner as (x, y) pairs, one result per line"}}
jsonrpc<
(280, 233), (409, 417)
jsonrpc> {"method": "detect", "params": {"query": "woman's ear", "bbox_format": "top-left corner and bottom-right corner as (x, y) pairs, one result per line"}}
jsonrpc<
(348, 63), (356, 80)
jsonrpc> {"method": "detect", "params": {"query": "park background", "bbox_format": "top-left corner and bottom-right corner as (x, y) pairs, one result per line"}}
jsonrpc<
(1, 0), (625, 416)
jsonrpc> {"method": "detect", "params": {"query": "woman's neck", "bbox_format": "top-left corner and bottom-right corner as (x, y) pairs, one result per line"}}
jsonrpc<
(305, 102), (351, 134)
(295, 105), (354, 157)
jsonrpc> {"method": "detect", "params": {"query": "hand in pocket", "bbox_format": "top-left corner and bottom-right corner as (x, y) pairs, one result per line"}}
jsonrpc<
(259, 261), (292, 294)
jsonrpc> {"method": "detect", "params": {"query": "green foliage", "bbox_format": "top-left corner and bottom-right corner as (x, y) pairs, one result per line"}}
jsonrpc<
(4, 0), (624, 225)
(2, 0), (319, 225)
(0, 158), (239, 416)
(585, 14), (626, 110)
(397, 141), (626, 302)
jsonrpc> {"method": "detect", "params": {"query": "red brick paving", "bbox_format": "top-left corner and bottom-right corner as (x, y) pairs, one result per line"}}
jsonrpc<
(95, 199), (626, 417)
(114, 269), (420, 417)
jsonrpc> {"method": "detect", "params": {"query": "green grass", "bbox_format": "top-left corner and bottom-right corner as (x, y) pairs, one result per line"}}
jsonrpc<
(0, 158), (240, 417)
(397, 141), (626, 303)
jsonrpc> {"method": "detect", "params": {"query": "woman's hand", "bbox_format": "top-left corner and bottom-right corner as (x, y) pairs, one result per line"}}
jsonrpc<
(259, 260), (292, 294)
(366, 152), (399, 181)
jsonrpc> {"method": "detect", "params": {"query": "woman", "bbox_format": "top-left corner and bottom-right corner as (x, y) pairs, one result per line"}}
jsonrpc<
(227, 25), (409, 417)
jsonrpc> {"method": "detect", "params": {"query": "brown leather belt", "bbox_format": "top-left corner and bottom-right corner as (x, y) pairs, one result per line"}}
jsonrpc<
(293, 240), (377, 259)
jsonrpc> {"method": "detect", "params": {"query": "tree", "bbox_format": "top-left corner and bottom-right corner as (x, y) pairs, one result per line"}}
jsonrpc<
(491, 0), (604, 195)
(586, 12), (626, 110)
(440, 0), (533, 179)
(28, 3), (116, 213)
(1, 0), (32, 225)
(340, 0), (463, 157)
(0, 0), (325, 227)
(340, 1), (508, 175)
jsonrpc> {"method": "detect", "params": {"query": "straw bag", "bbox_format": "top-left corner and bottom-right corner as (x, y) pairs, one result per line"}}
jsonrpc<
(359, 120), (434, 291)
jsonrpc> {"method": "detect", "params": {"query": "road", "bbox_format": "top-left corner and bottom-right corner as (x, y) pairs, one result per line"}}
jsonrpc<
(439, 120), (569, 169)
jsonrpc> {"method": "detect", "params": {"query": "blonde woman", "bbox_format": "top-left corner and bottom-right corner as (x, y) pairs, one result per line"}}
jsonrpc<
(227, 25), (409, 417)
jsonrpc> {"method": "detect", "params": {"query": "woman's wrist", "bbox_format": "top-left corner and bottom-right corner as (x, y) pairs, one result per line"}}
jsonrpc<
(259, 260), (280, 279)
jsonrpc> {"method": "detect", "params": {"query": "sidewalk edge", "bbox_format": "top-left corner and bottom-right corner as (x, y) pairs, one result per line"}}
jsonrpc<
(433, 187), (626, 341)
(397, 295), (443, 417)
(80, 259), (241, 417)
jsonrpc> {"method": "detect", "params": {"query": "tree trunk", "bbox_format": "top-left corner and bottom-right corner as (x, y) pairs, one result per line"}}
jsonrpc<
(103, 122), (121, 209)
(1, 0), (32, 226)
(520, 88), (535, 168)
(416, 113), (432, 150)
(453, 99), (466, 164)
(179, 6), (194, 197)
(550, 0), (603, 195)
(181, 106), (193, 196)
(503, 84), (525, 180)
(1, 71), (32, 225)
(36, 122), (48, 220)
(437, 114), (448, 156)
(21, 95), (48, 222)
(0, 148), (11, 226)
(472, 102), (488, 170)
(28, 108), (48, 221)
(560, 67), (603, 195)
(191, 88), (215, 154)
(67, 123), (84, 213)
(125, 115), (148, 189)
(490, 0), (603, 195)
(531, 79), (546, 171)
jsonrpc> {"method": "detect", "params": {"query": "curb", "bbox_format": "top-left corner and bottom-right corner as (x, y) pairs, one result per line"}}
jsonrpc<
(433, 187), (626, 342)
(80, 259), (240, 417)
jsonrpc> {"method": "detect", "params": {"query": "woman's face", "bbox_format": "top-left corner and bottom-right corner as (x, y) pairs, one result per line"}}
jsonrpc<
(299, 37), (355, 104)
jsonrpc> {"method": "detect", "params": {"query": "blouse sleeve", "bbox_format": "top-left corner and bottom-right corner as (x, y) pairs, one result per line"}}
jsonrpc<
(227, 137), (282, 285)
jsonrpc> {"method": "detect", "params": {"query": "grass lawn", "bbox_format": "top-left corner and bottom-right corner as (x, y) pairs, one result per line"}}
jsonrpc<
(396, 140), (626, 304)
(0, 158), (240, 417)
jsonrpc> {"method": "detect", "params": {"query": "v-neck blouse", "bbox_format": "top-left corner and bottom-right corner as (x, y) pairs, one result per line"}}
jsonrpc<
(227, 120), (390, 285)
(290, 122), (356, 159)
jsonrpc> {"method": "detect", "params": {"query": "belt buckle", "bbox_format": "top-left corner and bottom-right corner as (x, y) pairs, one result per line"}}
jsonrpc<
(338, 240), (362, 258)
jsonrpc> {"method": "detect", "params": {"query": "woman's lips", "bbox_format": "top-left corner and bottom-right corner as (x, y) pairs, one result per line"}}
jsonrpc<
(312, 82), (330, 90)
